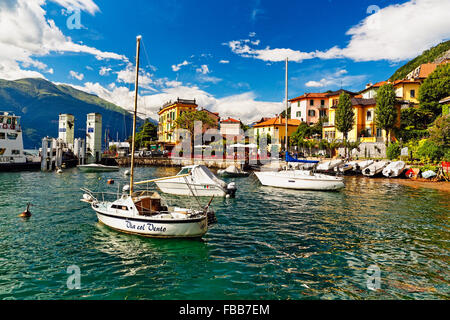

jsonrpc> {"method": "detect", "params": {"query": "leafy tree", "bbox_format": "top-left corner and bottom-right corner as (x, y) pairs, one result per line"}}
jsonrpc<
(375, 84), (398, 146)
(428, 114), (449, 149)
(335, 92), (354, 156)
(386, 142), (401, 160)
(135, 120), (157, 149)
(419, 63), (450, 119)
(174, 110), (217, 149)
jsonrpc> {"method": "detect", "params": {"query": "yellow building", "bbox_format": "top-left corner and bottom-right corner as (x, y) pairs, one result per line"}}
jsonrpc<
(393, 79), (421, 105)
(323, 90), (401, 144)
(252, 116), (301, 151)
(157, 98), (198, 149)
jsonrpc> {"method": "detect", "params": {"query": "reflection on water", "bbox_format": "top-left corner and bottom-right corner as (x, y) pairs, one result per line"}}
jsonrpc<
(0, 168), (448, 299)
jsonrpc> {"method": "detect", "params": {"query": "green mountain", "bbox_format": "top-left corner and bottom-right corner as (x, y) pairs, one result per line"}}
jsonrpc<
(0, 78), (140, 148)
(389, 40), (450, 81)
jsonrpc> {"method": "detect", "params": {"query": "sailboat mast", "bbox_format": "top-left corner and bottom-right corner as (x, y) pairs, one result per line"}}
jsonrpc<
(129, 35), (142, 196)
(285, 58), (288, 153)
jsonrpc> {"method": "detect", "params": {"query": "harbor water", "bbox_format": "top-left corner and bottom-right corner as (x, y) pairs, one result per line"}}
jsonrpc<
(0, 167), (448, 300)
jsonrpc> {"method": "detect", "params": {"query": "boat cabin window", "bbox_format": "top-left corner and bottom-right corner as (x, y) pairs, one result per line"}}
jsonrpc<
(178, 167), (192, 175)
(11, 150), (20, 155)
(7, 133), (18, 140)
(111, 204), (128, 210)
(0, 133), (5, 139)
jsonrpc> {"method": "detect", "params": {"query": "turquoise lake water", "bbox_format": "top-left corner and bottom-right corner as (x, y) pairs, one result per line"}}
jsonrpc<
(0, 167), (448, 300)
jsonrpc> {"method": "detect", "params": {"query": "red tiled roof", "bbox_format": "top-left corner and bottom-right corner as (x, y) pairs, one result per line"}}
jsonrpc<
(418, 63), (437, 78)
(253, 117), (301, 128)
(289, 92), (328, 102)
(221, 117), (240, 123)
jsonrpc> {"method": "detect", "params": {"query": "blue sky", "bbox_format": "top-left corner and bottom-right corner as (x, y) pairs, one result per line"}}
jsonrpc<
(0, 0), (449, 123)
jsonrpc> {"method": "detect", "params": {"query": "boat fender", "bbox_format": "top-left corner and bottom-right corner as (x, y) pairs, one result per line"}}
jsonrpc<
(122, 185), (130, 193)
(2, 124), (7, 129)
(226, 182), (237, 198)
(83, 194), (94, 202)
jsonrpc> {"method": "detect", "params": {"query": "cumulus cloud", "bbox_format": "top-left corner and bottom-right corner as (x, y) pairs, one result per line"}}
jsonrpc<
(219, 60), (230, 64)
(196, 65), (210, 74)
(304, 69), (366, 88)
(0, 0), (127, 80)
(99, 67), (112, 76)
(227, 0), (450, 63)
(69, 70), (84, 80)
(171, 60), (190, 72)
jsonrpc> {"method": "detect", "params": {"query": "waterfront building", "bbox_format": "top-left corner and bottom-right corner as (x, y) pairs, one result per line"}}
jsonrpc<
(58, 114), (75, 147)
(157, 98), (198, 150)
(322, 93), (401, 144)
(359, 81), (387, 99)
(392, 79), (421, 105)
(220, 117), (241, 136)
(252, 116), (301, 152)
(289, 93), (328, 125)
(86, 113), (102, 163)
(406, 63), (438, 81)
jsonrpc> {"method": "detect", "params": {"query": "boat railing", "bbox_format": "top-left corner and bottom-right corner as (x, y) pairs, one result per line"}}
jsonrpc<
(81, 188), (123, 202)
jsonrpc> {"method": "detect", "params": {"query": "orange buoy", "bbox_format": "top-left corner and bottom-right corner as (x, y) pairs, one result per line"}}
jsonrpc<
(19, 203), (32, 218)
(107, 179), (115, 185)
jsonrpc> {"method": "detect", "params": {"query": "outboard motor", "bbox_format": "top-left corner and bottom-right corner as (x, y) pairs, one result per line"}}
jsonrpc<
(226, 182), (237, 198)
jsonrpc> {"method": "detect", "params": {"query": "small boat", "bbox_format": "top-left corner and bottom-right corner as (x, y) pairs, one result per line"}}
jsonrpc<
(334, 161), (358, 174)
(316, 159), (344, 172)
(422, 170), (437, 179)
(382, 161), (406, 178)
(362, 161), (389, 177)
(354, 160), (374, 173)
(217, 165), (250, 178)
(148, 165), (237, 197)
(77, 163), (120, 172)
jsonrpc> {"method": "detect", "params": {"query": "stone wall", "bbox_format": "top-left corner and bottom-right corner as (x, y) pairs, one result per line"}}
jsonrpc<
(338, 142), (387, 159)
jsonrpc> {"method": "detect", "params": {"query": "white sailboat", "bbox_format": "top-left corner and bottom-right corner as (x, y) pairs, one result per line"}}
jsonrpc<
(80, 36), (212, 238)
(253, 59), (345, 191)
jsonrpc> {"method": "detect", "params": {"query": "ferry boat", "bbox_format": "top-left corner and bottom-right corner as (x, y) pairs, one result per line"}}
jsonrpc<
(0, 112), (40, 172)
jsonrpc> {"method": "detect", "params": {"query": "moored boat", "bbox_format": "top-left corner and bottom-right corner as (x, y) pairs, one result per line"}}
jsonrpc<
(217, 165), (250, 178)
(362, 161), (389, 177)
(334, 161), (358, 174)
(353, 160), (374, 173)
(382, 161), (406, 178)
(316, 159), (344, 172)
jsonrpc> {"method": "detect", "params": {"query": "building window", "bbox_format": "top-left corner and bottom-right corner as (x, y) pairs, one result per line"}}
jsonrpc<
(321, 100), (325, 106)
(376, 128), (382, 137)
(308, 110), (316, 117)
(296, 111), (301, 117)
(410, 90), (415, 98)
(297, 101), (300, 107)
(310, 100), (314, 106)
(367, 111), (372, 121)
(319, 110), (327, 118)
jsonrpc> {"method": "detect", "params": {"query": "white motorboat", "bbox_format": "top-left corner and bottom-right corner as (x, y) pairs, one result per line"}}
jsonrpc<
(217, 165), (250, 178)
(80, 36), (214, 239)
(149, 165), (237, 197)
(362, 161), (389, 177)
(334, 161), (358, 174)
(78, 163), (120, 172)
(316, 159), (344, 172)
(353, 160), (374, 173)
(255, 169), (345, 191)
(382, 161), (406, 178)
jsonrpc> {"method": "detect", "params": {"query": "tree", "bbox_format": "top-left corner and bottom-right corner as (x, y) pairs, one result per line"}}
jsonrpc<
(335, 92), (355, 157)
(174, 110), (217, 149)
(135, 120), (157, 149)
(419, 63), (450, 120)
(375, 84), (398, 146)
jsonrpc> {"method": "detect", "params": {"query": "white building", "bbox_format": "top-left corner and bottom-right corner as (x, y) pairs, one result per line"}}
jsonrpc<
(86, 113), (102, 163)
(58, 114), (75, 147)
(220, 117), (241, 136)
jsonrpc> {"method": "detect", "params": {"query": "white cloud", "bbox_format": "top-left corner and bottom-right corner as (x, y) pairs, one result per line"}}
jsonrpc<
(116, 63), (155, 91)
(69, 70), (84, 80)
(228, 0), (450, 63)
(99, 66), (112, 76)
(219, 60), (230, 64)
(171, 60), (190, 72)
(249, 32), (256, 38)
(305, 69), (366, 88)
(0, 0), (127, 80)
(196, 64), (210, 74)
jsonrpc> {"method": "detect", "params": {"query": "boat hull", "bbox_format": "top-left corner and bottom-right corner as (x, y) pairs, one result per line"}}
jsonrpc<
(155, 180), (226, 197)
(94, 210), (208, 238)
(254, 171), (345, 191)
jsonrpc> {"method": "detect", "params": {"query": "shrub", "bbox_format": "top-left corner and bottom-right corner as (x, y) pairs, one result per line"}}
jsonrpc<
(416, 139), (443, 162)
(386, 142), (401, 160)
